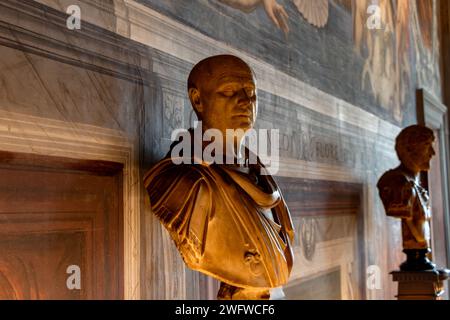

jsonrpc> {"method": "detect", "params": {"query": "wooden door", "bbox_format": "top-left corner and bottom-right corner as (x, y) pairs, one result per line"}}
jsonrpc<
(0, 152), (124, 299)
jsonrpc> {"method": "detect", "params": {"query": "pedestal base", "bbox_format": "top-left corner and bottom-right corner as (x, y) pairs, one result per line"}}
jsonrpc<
(400, 249), (436, 271)
(391, 269), (450, 300)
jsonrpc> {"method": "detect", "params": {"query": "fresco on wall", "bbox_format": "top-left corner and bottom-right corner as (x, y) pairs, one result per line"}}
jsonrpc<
(219, 0), (329, 32)
(353, 0), (440, 122)
(216, 0), (440, 123)
(219, 0), (290, 33)
(413, 0), (441, 101)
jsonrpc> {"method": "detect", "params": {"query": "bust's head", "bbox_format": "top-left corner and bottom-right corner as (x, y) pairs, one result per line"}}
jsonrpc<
(187, 55), (257, 135)
(395, 125), (435, 173)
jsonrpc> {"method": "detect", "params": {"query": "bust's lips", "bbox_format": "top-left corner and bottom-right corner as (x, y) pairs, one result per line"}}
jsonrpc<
(232, 112), (252, 118)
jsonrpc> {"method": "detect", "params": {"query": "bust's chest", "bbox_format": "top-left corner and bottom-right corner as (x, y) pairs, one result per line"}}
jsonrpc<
(412, 182), (431, 220)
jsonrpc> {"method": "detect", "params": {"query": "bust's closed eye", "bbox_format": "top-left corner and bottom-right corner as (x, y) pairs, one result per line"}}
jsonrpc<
(219, 89), (236, 97)
(217, 84), (255, 98)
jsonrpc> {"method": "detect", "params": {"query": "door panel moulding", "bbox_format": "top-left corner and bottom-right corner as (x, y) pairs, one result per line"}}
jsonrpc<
(0, 109), (140, 299)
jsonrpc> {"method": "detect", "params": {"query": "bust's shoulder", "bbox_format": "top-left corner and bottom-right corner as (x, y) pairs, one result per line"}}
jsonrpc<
(144, 159), (214, 224)
(144, 159), (210, 188)
(144, 159), (214, 210)
(377, 169), (411, 189)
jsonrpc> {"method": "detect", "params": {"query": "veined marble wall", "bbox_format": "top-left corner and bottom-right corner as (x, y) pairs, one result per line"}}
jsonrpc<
(0, 0), (442, 300)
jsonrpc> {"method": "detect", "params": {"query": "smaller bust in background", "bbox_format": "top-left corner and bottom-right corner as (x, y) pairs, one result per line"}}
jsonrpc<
(377, 125), (436, 271)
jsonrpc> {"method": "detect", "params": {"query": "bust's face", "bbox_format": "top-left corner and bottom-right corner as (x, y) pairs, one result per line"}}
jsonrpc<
(192, 61), (257, 135)
(405, 139), (435, 172)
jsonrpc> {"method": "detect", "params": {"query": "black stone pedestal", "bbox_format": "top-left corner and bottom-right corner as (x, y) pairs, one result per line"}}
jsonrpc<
(400, 249), (436, 271)
(391, 269), (450, 300)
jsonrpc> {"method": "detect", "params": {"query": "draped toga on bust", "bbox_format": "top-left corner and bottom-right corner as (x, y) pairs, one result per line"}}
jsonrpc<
(144, 142), (294, 289)
(377, 168), (431, 250)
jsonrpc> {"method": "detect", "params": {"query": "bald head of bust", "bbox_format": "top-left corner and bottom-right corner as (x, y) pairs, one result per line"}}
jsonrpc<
(187, 55), (258, 134)
(188, 55), (255, 90)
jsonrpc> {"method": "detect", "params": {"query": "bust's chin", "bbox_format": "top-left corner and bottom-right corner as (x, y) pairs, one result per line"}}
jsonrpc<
(235, 122), (254, 132)
(400, 159), (423, 175)
(410, 161), (431, 173)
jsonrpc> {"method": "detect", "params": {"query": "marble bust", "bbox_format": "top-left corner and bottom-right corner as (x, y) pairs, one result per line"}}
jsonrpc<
(144, 55), (294, 299)
(377, 125), (436, 271)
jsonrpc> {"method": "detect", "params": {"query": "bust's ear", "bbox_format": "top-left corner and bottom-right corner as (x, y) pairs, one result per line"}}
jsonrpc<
(188, 88), (203, 114)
